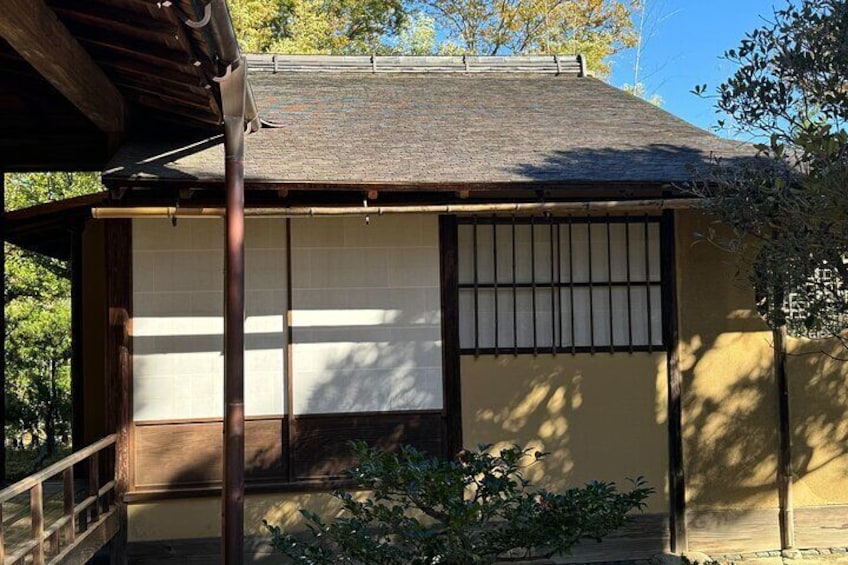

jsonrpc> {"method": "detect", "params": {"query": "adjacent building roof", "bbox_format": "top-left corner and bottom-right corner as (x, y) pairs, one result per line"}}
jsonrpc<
(103, 55), (750, 190)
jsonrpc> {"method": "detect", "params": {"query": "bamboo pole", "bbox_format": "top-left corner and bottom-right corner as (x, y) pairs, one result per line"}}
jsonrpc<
(91, 198), (700, 220)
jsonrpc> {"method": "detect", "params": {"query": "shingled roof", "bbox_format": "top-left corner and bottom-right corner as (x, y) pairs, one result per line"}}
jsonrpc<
(103, 55), (749, 190)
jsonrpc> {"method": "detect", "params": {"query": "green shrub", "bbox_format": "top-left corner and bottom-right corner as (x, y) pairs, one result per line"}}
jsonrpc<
(266, 443), (652, 564)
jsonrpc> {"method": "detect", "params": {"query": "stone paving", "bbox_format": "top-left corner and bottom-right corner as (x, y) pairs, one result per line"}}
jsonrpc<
(544, 547), (848, 565)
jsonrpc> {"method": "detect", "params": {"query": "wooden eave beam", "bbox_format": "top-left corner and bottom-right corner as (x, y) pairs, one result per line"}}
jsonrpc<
(0, 0), (125, 135)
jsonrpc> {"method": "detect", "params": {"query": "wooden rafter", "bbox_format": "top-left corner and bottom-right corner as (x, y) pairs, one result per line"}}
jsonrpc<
(0, 0), (125, 134)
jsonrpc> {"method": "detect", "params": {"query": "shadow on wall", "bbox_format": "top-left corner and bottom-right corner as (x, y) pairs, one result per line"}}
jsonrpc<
(674, 206), (848, 506)
(680, 328), (779, 509)
(292, 325), (442, 417)
(125, 305), (445, 544)
(508, 143), (750, 185)
(785, 338), (848, 505)
(461, 353), (668, 507)
(460, 351), (671, 561)
(285, 333), (445, 479)
(683, 328), (848, 508)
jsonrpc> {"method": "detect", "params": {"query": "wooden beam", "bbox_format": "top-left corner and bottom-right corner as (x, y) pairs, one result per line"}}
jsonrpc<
(0, 0), (125, 134)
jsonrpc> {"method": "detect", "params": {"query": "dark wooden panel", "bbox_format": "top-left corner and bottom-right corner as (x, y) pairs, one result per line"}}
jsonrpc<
(795, 505), (848, 549)
(687, 508), (781, 554)
(245, 419), (286, 482)
(133, 412), (445, 489)
(133, 418), (287, 489)
(291, 411), (444, 480)
(51, 5), (183, 49)
(135, 422), (219, 488)
(561, 513), (669, 563)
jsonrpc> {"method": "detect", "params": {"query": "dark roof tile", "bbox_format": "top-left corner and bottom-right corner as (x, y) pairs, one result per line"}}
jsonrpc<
(104, 58), (750, 187)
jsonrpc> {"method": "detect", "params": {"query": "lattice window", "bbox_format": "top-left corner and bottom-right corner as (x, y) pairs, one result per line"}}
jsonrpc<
(458, 215), (664, 355)
(785, 257), (848, 339)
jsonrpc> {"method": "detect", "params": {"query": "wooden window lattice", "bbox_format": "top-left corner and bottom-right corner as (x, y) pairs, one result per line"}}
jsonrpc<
(458, 215), (665, 355)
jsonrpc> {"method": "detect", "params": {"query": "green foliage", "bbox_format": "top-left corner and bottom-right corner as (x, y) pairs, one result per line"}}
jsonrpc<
(267, 443), (651, 564)
(378, 12), (439, 55)
(5, 172), (101, 212)
(411, 0), (638, 74)
(229, 0), (639, 75)
(5, 446), (72, 483)
(229, 0), (406, 54)
(622, 82), (663, 106)
(4, 172), (103, 455)
(690, 0), (848, 344)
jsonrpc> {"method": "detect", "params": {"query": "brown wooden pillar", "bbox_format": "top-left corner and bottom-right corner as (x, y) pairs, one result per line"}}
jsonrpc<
(438, 215), (462, 457)
(104, 219), (131, 564)
(661, 210), (687, 553)
(105, 220), (131, 491)
(70, 227), (84, 453)
(220, 58), (247, 564)
(0, 172), (5, 485)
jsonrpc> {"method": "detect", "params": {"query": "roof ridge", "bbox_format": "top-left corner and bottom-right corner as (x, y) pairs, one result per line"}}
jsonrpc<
(245, 54), (586, 76)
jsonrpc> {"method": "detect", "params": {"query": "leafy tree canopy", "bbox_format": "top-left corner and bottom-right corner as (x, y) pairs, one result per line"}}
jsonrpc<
(229, 0), (639, 75)
(412, 0), (637, 74)
(4, 172), (102, 457)
(229, 0), (406, 54)
(691, 0), (848, 344)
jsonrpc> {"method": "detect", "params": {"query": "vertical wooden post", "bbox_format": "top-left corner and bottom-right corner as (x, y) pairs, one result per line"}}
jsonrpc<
(105, 219), (131, 564)
(220, 57), (247, 565)
(775, 322), (795, 550)
(89, 451), (100, 523)
(31, 482), (44, 565)
(438, 215), (462, 456)
(0, 172), (5, 487)
(0, 504), (5, 563)
(70, 228), (84, 453)
(63, 467), (75, 544)
(661, 210), (687, 552)
(105, 220), (131, 494)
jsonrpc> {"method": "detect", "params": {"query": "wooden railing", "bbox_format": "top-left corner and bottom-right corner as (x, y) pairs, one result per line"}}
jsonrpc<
(0, 434), (118, 564)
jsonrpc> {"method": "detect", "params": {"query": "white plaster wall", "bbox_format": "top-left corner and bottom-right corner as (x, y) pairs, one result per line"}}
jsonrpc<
(132, 218), (287, 421)
(290, 215), (443, 414)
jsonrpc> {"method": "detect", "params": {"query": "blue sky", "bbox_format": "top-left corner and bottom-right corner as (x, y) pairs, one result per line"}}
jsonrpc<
(608, 0), (780, 132)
